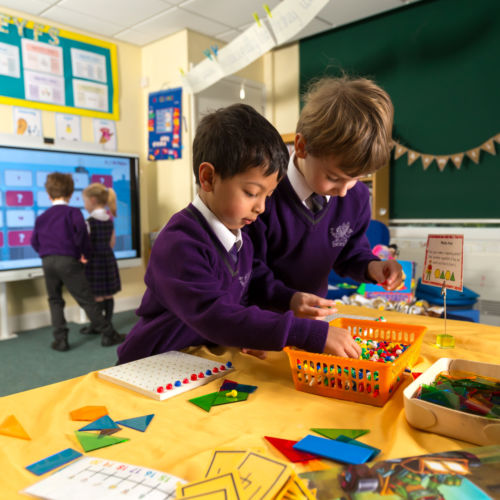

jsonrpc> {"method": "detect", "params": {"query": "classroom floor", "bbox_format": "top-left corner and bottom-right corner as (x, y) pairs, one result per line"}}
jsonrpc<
(0, 309), (138, 397)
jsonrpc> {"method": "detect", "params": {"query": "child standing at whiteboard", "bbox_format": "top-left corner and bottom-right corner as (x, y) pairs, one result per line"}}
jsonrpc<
(81, 183), (122, 334)
(118, 104), (361, 364)
(31, 173), (124, 351)
(247, 76), (403, 305)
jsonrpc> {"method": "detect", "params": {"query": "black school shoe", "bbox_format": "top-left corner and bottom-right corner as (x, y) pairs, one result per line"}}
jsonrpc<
(80, 325), (100, 335)
(101, 330), (126, 347)
(51, 337), (70, 351)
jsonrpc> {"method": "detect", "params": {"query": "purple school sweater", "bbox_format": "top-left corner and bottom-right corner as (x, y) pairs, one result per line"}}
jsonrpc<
(246, 177), (378, 305)
(31, 204), (91, 259)
(117, 205), (328, 363)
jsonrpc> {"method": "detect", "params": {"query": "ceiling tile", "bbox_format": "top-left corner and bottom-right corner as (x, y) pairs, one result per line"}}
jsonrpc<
(214, 29), (240, 43)
(41, 5), (126, 36)
(113, 28), (160, 46)
(131, 7), (228, 38)
(57, 0), (169, 27)
(0, 0), (59, 14)
(180, 0), (280, 29)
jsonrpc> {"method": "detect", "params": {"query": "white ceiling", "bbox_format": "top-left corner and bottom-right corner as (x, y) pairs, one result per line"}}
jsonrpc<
(0, 0), (417, 47)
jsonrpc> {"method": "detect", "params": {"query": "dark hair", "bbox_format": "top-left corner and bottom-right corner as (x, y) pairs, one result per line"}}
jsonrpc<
(193, 103), (289, 185)
(45, 172), (74, 199)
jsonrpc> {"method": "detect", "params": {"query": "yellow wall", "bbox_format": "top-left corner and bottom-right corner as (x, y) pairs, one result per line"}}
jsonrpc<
(0, 6), (301, 323)
(0, 6), (146, 318)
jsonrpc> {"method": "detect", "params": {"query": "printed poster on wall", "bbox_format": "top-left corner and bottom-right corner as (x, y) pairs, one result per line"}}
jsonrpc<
(13, 106), (41, 136)
(93, 118), (116, 151)
(55, 113), (81, 142)
(422, 234), (464, 291)
(148, 87), (182, 161)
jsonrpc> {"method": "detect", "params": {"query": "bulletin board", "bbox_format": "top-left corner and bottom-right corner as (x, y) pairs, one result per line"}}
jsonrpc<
(0, 16), (119, 120)
(299, 0), (500, 220)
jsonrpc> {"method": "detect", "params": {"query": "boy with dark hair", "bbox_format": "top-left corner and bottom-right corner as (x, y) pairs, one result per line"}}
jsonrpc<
(31, 172), (125, 351)
(247, 76), (403, 303)
(118, 104), (361, 364)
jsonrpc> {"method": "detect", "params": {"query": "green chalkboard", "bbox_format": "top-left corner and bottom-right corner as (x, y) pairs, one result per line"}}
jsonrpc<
(299, 0), (500, 219)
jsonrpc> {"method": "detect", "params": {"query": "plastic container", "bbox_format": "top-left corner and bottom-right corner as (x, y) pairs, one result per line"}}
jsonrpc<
(285, 318), (426, 407)
(403, 358), (500, 445)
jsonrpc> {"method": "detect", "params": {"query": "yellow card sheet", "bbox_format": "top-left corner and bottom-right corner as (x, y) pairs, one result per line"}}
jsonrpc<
(205, 450), (248, 478)
(180, 491), (230, 500)
(236, 451), (291, 500)
(177, 472), (244, 500)
(274, 470), (315, 500)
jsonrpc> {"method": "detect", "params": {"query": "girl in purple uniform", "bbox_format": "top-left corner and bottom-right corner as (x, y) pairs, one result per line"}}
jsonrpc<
(247, 76), (403, 304)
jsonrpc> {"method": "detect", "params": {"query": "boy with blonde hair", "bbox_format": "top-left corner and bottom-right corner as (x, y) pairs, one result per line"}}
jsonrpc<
(247, 76), (402, 301)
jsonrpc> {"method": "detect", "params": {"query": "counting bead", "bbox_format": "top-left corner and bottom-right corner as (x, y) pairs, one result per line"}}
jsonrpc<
(190, 373), (198, 381)
(198, 372), (205, 378)
(205, 369), (212, 376)
(182, 378), (189, 384)
(220, 365), (226, 371)
(157, 386), (164, 393)
(166, 383), (173, 390)
(226, 361), (233, 368)
(213, 367), (219, 373)
(174, 380), (182, 387)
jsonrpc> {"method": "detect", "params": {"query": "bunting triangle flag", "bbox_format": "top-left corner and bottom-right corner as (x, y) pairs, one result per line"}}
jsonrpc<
(310, 428), (369, 440)
(116, 414), (155, 432)
(481, 139), (496, 155)
(69, 405), (108, 421)
(407, 150), (420, 166)
(393, 143), (407, 160)
(74, 431), (129, 452)
(0, 415), (31, 440)
(421, 155), (435, 170)
(435, 156), (449, 172)
(450, 153), (464, 169)
(78, 415), (119, 431)
(466, 148), (480, 164)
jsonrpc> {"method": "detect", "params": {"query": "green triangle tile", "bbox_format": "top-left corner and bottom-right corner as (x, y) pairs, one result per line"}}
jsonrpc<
(75, 431), (129, 452)
(189, 392), (220, 412)
(310, 428), (369, 440)
(211, 390), (249, 406)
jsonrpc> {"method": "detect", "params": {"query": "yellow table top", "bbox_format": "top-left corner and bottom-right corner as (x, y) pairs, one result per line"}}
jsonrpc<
(2, 305), (499, 498)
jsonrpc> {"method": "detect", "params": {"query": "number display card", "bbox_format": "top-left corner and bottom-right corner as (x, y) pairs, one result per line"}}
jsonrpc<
(422, 234), (464, 291)
(97, 351), (234, 401)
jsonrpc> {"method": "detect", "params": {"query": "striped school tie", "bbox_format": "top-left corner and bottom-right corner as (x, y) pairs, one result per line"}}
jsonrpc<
(228, 244), (238, 263)
(308, 193), (327, 213)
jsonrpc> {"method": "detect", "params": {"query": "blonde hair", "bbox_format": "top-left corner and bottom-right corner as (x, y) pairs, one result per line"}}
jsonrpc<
(296, 76), (394, 176)
(83, 183), (117, 217)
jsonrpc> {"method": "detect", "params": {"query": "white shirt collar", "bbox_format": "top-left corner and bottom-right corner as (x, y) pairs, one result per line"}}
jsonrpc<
(52, 199), (68, 206)
(287, 152), (330, 205)
(192, 194), (242, 253)
(89, 208), (110, 221)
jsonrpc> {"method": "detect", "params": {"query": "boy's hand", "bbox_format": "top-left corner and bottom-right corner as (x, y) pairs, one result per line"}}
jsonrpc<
(323, 326), (361, 358)
(367, 260), (403, 291)
(241, 348), (267, 360)
(290, 292), (337, 319)
(80, 255), (88, 264)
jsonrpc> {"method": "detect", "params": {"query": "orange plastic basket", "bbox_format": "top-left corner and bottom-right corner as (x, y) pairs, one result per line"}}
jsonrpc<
(285, 318), (427, 407)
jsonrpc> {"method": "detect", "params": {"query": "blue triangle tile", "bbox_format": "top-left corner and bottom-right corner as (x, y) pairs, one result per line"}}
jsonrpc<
(115, 414), (154, 432)
(78, 415), (119, 431)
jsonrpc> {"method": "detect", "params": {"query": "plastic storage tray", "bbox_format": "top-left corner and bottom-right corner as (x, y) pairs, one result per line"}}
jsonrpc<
(403, 357), (500, 445)
(285, 318), (426, 407)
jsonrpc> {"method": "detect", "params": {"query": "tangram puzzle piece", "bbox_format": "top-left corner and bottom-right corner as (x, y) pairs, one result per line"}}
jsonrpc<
(78, 415), (119, 431)
(293, 435), (374, 465)
(0, 415), (31, 440)
(74, 431), (129, 452)
(69, 405), (108, 421)
(98, 428), (121, 438)
(220, 379), (258, 393)
(311, 428), (369, 440)
(116, 414), (154, 432)
(26, 448), (82, 476)
(189, 390), (248, 412)
(264, 436), (318, 463)
(335, 435), (380, 461)
(412, 372), (423, 380)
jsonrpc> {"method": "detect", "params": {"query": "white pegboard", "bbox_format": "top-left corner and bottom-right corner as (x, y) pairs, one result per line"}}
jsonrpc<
(98, 351), (234, 401)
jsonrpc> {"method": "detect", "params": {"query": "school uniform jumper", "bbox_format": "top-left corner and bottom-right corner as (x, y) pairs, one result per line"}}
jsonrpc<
(31, 203), (115, 341)
(246, 157), (378, 308)
(117, 202), (328, 364)
(85, 214), (121, 296)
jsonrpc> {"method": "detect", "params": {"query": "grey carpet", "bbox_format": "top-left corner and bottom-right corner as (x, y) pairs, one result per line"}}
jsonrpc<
(0, 309), (138, 397)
